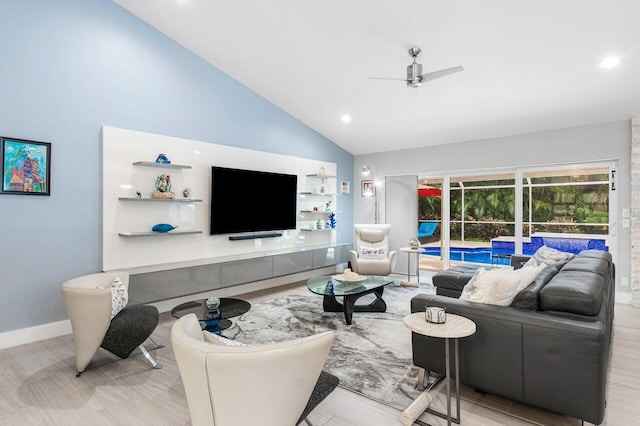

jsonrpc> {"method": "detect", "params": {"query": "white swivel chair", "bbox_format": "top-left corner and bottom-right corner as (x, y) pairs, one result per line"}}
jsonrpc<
(61, 271), (162, 376)
(171, 313), (338, 426)
(349, 224), (397, 275)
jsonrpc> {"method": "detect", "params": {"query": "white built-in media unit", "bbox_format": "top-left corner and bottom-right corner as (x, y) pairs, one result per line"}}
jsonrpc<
(102, 126), (348, 303)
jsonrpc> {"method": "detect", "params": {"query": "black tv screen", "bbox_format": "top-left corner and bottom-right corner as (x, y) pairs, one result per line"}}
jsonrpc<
(210, 166), (298, 235)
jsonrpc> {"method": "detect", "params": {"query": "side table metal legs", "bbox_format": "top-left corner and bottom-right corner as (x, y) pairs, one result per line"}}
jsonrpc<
(405, 250), (421, 283)
(416, 338), (461, 425)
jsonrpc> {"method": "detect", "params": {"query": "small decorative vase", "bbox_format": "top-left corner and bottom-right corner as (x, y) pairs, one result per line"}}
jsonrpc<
(183, 187), (192, 198)
(409, 237), (420, 249)
(206, 296), (220, 309)
(425, 306), (446, 324)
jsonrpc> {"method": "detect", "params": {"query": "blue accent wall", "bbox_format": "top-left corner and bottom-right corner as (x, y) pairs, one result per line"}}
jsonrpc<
(0, 0), (353, 333)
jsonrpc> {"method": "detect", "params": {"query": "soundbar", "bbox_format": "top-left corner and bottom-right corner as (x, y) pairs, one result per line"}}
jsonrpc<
(228, 232), (283, 241)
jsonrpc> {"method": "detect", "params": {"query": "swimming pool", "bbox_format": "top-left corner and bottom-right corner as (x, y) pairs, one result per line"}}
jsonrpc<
(421, 247), (511, 266)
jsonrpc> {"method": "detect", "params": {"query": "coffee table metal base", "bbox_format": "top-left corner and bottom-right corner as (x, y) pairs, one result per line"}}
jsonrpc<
(322, 288), (387, 325)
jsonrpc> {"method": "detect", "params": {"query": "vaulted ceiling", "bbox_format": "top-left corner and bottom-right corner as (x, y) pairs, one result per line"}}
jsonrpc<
(114, 0), (640, 155)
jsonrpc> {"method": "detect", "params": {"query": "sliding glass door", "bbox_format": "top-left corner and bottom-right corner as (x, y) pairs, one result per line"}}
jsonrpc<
(417, 162), (614, 272)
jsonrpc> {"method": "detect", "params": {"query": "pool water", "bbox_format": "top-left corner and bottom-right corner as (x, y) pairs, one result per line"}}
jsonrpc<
(421, 247), (511, 266)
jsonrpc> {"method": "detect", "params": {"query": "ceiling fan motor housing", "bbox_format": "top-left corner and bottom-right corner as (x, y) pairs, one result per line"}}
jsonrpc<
(407, 62), (423, 87)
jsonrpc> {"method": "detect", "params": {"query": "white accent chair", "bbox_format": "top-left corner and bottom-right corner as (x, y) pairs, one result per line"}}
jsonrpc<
(171, 313), (337, 426)
(61, 271), (162, 376)
(349, 224), (397, 276)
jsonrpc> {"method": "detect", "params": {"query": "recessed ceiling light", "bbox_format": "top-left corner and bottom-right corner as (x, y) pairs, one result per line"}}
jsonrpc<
(341, 114), (352, 123)
(600, 56), (620, 69)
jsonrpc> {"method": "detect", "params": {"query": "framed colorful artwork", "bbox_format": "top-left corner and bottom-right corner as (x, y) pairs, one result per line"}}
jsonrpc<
(361, 180), (375, 197)
(1, 137), (51, 196)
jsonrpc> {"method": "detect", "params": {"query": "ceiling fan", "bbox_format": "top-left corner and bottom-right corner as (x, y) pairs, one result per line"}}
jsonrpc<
(369, 47), (464, 88)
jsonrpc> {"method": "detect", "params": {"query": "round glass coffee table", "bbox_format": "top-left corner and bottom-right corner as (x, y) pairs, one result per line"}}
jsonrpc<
(307, 275), (395, 325)
(171, 298), (251, 333)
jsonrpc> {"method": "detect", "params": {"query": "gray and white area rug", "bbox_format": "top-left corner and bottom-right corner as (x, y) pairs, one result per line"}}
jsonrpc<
(222, 282), (433, 410)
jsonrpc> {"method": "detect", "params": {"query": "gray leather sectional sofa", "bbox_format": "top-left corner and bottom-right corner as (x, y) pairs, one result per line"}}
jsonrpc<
(410, 250), (614, 425)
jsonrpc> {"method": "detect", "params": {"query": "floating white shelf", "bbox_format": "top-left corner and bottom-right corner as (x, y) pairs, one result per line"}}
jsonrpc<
(306, 174), (336, 179)
(300, 228), (336, 232)
(118, 197), (203, 202)
(299, 210), (336, 214)
(299, 192), (337, 196)
(118, 230), (203, 237)
(132, 161), (192, 169)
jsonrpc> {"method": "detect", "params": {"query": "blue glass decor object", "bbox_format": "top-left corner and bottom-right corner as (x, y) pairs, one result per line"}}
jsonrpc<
(206, 296), (220, 309)
(328, 212), (337, 229)
(152, 223), (178, 233)
(325, 280), (335, 295)
(155, 153), (171, 164)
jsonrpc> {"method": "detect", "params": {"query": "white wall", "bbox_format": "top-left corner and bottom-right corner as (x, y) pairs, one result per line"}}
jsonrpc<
(354, 120), (632, 296)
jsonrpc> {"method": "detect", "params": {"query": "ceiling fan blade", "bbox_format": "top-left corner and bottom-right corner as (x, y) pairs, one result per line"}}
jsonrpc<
(420, 66), (464, 82)
(368, 77), (409, 81)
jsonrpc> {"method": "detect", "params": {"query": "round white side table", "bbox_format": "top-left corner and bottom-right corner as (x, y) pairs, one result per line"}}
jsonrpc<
(400, 247), (422, 283)
(404, 312), (476, 425)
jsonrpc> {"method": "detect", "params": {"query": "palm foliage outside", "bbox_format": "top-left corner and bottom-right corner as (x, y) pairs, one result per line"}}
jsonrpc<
(418, 175), (609, 242)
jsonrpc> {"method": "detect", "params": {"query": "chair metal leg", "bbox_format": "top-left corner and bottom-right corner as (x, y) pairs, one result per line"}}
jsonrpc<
(148, 336), (165, 350)
(138, 344), (162, 369)
(304, 419), (312, 426)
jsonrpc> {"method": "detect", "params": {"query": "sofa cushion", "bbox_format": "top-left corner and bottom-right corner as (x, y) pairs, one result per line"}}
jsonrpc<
(510, 264), (560, 310)
(540, 270), (605, 316)
(560, 256), (609, 277)
(577, 250), (612, 262)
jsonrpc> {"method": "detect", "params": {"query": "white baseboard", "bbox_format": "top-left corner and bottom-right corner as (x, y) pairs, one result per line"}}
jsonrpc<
(0, 319), (72, 350)
(0, 266), (341, 350)
(616, 292), (632, 304)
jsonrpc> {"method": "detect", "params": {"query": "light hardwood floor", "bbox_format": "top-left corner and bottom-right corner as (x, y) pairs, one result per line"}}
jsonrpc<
(1, 279), (638, 426)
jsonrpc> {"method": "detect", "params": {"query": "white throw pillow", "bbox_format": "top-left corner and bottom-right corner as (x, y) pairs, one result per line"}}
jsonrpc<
(460, 264), (546, 306)
(360, 245), (388, 259)
(204, 332), (249, 347)
(525, 245), (574, 267)
(109, 277), (128, 319)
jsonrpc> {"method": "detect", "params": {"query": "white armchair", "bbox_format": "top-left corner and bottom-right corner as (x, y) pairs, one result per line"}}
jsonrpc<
(61, 271), (162, 376)
(171, 313), (338, 426)
(349, 224), (397, 275)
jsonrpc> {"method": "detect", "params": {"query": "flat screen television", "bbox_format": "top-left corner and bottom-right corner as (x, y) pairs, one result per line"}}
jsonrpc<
(210, 166), (298, 235)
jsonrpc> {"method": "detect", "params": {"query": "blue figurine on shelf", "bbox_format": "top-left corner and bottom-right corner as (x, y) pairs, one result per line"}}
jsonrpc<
(155, 153), (171, 164)
(152, 223), (179, 233)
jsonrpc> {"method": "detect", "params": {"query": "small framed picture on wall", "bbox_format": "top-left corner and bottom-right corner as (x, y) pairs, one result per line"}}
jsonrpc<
(341, 180), (350, 195)
(361, 180), (375, 197)
(1, 137), (51, 196)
